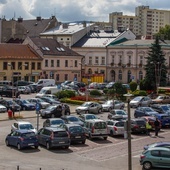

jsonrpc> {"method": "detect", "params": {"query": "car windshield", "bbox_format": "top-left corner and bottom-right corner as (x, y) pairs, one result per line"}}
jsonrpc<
(37, 98), (44, 102)
(22, 132), (35, 138)
(161, 105), (169, 111)
(69, 126), (84, 133)
(19, 124), (34, 130)
(94, 122), (107, 129)
(144, 107), (154, 112)
(68, 117), (79, 122)
(115, 110), (126, 115)
(22, 100), (30, 104)
(133, 97), (142, 101)
(51, 120), (64, 125)
(86, 115), (97, 120)
(46, 105), (56, 110)
(81, 103), (90, 107)
(53, 131), (68, 137)
(105, 101), (112, 105)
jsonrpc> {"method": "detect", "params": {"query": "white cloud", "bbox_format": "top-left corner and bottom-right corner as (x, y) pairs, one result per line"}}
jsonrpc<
(0, 0), (169, 22)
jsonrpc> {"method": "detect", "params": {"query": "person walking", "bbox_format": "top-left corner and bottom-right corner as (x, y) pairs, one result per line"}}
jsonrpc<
(12, 103), (15, 117)
(154, 118), (160, 136)
(146, 120), (152, 136)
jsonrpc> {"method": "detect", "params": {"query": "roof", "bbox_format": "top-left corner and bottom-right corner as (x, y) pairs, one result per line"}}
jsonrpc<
(147, 147), (170, 151)
(30, 37), (82, 57)
(15, 121), (32, 124)
(0, 44), (42, 60)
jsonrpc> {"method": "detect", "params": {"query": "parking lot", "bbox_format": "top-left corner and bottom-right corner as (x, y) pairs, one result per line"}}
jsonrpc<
(0, 93), (170, 170)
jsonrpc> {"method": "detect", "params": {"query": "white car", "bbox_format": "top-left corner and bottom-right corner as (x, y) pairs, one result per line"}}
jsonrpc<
(0, 104), (7, 113)
(11, 121), (37, 134)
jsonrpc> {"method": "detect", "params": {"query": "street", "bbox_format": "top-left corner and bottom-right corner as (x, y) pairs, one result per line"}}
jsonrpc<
(0, 94), (170, 170)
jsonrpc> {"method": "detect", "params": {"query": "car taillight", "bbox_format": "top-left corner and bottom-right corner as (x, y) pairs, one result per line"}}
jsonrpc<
(50, 132), (54, 140)
(140, 155), (145, 159)
(19, 137), (24, 141)
(134, 125), (139, 129)
(91, 126), (94, 133)
(113, 126), (117, 131)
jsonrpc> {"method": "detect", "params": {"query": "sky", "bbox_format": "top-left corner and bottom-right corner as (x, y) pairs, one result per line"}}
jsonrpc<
(0, 0), (170, 22)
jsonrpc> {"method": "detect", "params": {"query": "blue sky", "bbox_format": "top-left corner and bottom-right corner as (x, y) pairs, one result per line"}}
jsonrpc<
(0, 0), (170, 22)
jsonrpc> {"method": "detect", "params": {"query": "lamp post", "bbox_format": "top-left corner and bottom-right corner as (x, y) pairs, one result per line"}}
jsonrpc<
(123, 93), (133, 170)
(8, 63), (14, 99)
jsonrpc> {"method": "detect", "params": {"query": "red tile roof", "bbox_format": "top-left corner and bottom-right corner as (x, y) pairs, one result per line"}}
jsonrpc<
(0, 44), (43, 60)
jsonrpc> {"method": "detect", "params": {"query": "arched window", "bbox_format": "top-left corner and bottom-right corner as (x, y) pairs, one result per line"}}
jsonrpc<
(111, 70), (115, 81)
(139, 71), (143, 81)
(118, 70), (122, 80)
(127, 70), (131, 83)
(88, 68), (92, 74)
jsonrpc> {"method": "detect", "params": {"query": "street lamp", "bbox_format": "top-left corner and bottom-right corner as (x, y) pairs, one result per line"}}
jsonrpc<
(8, 63), (14, 98)
(123, 93), (133, 170)
(151, 62), (162, 95)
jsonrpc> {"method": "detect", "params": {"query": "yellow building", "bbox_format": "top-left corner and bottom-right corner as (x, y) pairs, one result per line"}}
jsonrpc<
(0, 44), (43, 82)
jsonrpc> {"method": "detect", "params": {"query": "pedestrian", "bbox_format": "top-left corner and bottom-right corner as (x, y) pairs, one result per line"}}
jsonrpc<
(154, 118), (160, 136)
(146, 120), (152, 136)
(61, 104), (66, 116)
(12, 103), (15, 117)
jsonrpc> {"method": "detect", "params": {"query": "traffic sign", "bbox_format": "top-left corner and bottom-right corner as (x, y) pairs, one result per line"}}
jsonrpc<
(36, 103), (41, 111)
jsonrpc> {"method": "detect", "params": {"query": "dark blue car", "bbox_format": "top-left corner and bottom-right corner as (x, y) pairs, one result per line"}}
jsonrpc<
(5, 130), (39, 150)
(134, 107), (158, 118)
(15, 99), (36, 111)
(154, 113), (170, 127)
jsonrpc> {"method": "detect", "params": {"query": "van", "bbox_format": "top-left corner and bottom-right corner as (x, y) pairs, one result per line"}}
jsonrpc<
(0, 80), (12, 86)
(36, 79), (55, 91)
(35, 86), (60, 98)
(84, 119), (108, 140)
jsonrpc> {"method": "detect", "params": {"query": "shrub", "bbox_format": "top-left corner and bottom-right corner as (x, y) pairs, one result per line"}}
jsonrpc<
(90, 90), (102, 96)
(55, 90), (76, 99)
(131, 90), (147, 96)
(129, 81), (137, 92)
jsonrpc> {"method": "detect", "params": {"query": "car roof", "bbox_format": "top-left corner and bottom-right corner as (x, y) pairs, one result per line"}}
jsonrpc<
(86, 119), (105, 123)
(15, 121), (32, 125)
(64, 123), (82, 127)
(15, 129), (35, 133)
(47, 118), (63, 121)
(44, 127), (66, 131)
(147, 147), (170, 151)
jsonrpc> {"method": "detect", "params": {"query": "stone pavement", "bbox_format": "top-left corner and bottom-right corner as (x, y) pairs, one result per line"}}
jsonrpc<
(0, 104), (78, 121)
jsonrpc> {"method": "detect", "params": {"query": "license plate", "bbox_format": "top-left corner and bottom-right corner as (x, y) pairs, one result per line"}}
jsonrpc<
(59, 141), (65, 144)
(28, 143), (34, 146)
(75, 136), (81, 138)
(165, 123), (170, 125)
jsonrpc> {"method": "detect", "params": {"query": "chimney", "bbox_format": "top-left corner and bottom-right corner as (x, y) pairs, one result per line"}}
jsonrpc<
(36, 16), (41, 21)
(18, 17), (23, 23)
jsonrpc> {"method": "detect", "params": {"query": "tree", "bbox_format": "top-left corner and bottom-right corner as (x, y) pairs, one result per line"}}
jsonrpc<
(144, 36), (167, 92)
(156, 25), (170, 40)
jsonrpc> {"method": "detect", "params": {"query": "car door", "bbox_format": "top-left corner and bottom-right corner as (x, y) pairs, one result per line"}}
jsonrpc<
(88, 103), (96, 113)
(115, 122), (125, 135)
(37, 128), (44, 145)
(159, 150), (170, 167)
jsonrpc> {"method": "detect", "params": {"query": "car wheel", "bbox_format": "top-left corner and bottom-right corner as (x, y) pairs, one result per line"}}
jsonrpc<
(143, 161), (152, 170)
(98, 109), (102, 114)
(103, 137), (107, 140)
(5, 139), (9, 146)
(65, 146), (69, 149)
(82, 140), (86, 144)
(46, 142), (51, 150)
(17, 143), (21, 150)
(51, 114), (55, 118)
(34, 146), (39, 149)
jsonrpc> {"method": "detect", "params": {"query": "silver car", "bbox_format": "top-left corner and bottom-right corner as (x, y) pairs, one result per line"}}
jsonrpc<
(102, 100), (125, 112)
(75, 102), (103, 114)
(27, 98), (50, 109)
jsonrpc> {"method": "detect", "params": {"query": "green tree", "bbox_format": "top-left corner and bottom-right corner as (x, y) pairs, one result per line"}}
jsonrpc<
(144, 36), (167, 91)
(156, 25), (170, 40)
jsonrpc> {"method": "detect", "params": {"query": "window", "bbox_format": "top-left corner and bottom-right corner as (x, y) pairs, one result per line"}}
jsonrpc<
(119, 55), (122, 63)
(3, 62), (7, 70)
(75, 60), (78, 67)
(151, 150), (160, 157)
(32, 62), (35, 70)
(139, 71), (143, 80)
(118, 70), (122, 80)
(64, 74), (68, 80)
(25, 62), (29, 70)
(45, 60), (48, 67)
(37, 62), (41, 70)
(65, 60), (68, 67)
(51, 60), (54, 67)
(127, 70), (131, 83)
(140, 56), (143, 64)
(95, 56), (99, 65)
(18, 62), (22, 70)
(89, 57), (92, 65)
(56, 74), (59, 81)
(112, 55), (115, 63)
(128, 56), (131, 64)
(57, 60), (60, 67)
(101, 57), (105, 65)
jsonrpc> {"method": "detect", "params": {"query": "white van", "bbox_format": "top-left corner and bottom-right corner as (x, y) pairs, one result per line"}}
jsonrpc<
(36, 86), (60, 98)
(36, 79), (55, 88)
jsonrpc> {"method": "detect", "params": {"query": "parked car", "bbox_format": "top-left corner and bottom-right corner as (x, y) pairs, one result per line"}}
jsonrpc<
(0, 85), (20, 98)
(154, 113), (170, 127)
(40, 96), (61, 105)
(151, 104), (170, 114)
(88, 82), (98, 89)
(14, 99), (36, 111)
(11, 121), (37, 134)
(97, 83), (107, 90)
(0, 104), (7, 113)
(129, 96), (152, 108)
(79, 113), (99, 123)
(61, 115), (84, 126)
(131, 118), (146, 133)
(27, 98), (50, 109)
(5, 130), (39, 150)
(0, 99), (21, 111)
(108, 109), (128, 119)
(37, 127), (70, 150)
(106, 120), (125, 136)
(18, 86), (31, 94)
(60, 123), (86, 144)
(44, 94), (59, 101)
(75, 101), (103, 114)
(105, 82), (115, 89)
(102, 100), (125, 112)
(144, 141), (170, 150)
(83, 119), (108, 140)
(140, 147), (170, 170)
(134, 107), (158, 118)
(43, 118), (65, 127)
(152, 95), (170, 104)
